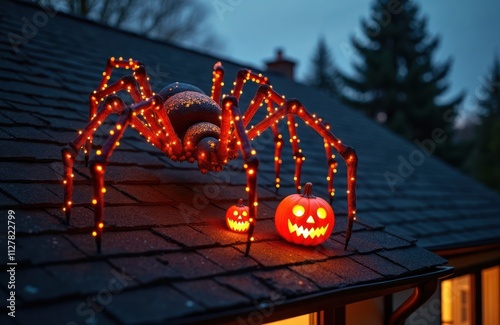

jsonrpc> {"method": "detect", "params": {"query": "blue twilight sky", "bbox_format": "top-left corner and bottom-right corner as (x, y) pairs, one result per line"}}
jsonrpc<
(201, 0), (500, 121)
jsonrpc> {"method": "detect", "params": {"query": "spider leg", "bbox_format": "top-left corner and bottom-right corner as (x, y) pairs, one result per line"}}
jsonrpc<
(231, 68), (269, 101)
(90, 95), (166, 253)
(217, 67), (273, 162)
(216, 84), (279, 175)
(217, 67), (270, 163)
(98, 57), (137, 89)
(62, 95), (126, 223)
(286, 114), (305, 193)
(247, 100), (358, 250)
(324, 124), (339, 203)
(89, 73), (169, 151)
(221, 97), (259, 256)
(92, 62), (185, 157)
(62, 95), (167, 223)
(231, 84), (305, 193)
(211, 62), (225, 106)
(269, 105), (283, 194)
(85, 57), (154, 165)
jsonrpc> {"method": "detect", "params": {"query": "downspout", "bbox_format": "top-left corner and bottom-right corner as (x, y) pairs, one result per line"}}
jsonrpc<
(389, 278), (439, 325)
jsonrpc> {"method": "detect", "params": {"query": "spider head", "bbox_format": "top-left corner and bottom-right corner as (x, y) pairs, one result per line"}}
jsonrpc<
(196, 137), (222, 173)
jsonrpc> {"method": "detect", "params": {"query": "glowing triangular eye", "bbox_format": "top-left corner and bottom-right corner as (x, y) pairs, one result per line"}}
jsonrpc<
(242, 211), (248, 217)
(317, 207), (327, 219)
(292, 205), (305, 217)
(233, 210), (238, 216)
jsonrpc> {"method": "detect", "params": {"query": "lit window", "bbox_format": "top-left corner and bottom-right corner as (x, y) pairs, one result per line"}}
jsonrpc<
(264, 313), (315, 325)
(482, 266), (500, 324)
(441, 274), (472, 325)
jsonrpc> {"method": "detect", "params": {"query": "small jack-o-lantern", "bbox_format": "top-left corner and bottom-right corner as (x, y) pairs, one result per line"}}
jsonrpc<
(275, 182), (334, 246)
(226, 199), (250, 233)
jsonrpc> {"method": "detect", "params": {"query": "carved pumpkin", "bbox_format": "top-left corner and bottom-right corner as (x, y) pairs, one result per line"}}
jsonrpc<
(275, 182), (334, 246)
(226, 199), (250, 233)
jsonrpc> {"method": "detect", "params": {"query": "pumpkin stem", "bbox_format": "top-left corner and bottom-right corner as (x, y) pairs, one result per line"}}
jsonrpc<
(301, 182), (315, 198)
(237, 198), (244, 206)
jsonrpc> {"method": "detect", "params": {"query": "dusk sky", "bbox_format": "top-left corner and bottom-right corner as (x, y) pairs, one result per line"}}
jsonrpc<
(203, 0), (500, 121)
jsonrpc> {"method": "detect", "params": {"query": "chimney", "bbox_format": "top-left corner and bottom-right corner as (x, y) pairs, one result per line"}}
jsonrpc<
(265, 48), (296, 80)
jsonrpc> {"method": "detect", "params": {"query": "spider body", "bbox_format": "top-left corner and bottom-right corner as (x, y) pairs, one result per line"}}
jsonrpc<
(158, 83), (228, 172)
(61, 57), (358, 255)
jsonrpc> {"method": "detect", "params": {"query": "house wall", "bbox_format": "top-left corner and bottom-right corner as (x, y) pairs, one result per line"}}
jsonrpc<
(346, 297), (384, 325)
(344, 287), (442, 325)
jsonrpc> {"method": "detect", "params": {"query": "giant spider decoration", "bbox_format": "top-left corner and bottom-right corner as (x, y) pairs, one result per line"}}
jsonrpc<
(62, 57), (358, 255)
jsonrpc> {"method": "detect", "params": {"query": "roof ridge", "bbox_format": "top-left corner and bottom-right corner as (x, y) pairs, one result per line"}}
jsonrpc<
(8, 0), (265, 72)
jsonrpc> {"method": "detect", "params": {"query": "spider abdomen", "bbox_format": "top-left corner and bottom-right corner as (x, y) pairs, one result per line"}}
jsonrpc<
(160, 83), (221, 141)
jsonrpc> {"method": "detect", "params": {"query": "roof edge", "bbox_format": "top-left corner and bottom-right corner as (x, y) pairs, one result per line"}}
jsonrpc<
(171, 266), (454, 325)
(433, 241), (500, 258)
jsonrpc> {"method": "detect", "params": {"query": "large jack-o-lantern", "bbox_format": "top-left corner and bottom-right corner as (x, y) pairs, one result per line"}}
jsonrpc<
(275, 182), (334, 246)
(226, 199), (250, 233)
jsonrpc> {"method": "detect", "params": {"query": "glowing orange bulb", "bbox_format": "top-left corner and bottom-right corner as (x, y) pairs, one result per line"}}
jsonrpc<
(92, 231), (97, 237)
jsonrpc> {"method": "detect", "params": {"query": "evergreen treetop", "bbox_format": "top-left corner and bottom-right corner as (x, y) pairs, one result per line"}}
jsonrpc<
(307, 37), (338, 96)
(340, 0), (462, 143)
(472, 56), (500, 191)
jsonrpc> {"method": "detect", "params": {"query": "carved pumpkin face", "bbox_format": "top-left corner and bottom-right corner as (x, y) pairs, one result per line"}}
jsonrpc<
(275, 183), (334, 246)
(226, 199), (250, 233)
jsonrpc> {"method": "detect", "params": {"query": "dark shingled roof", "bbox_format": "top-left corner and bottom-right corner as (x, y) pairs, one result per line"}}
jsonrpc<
(4, 0), (499, 324)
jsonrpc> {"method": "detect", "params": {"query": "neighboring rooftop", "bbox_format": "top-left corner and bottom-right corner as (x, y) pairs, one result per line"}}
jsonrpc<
(1, 1), (498, 324)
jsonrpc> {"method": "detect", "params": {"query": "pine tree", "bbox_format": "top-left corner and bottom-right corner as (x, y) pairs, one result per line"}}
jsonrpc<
(340, 0), (462, 147)
(472, 57), (500, 191)
(307, 37), (338, 96)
